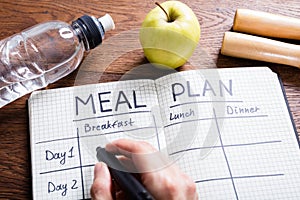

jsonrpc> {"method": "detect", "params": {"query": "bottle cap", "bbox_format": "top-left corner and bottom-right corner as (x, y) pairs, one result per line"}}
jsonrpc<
(72, 15), (102, 50)
(98, 14), (115, 32)
(72, 14), (115, 50)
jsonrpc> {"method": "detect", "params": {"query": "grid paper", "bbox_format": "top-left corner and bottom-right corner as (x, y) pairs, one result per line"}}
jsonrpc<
(29, 79), (165, 199)
(155, 67), (300, 199)
(29, 67), (300, 199)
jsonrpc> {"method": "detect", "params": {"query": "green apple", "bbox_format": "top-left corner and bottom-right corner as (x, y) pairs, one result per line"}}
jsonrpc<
(139, 1), (201, 69)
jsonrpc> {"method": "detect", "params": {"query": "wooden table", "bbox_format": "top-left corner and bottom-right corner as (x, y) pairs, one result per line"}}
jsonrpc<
(1, 0), (300, 198)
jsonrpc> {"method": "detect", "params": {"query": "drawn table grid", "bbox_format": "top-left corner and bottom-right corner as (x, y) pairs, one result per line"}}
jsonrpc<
(34, 113), (162, 199)
(30, 79), (165, 199)
(165, 101), (299, 200)
(154, 68), (300, 199)
(34, 106), (283, 200)
(29, 68), (300, 199)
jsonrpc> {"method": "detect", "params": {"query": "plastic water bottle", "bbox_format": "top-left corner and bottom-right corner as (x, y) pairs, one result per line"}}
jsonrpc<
(0, 14), (115, 108)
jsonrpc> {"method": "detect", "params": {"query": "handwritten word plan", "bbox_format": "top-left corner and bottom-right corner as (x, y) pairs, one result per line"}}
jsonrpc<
(29, 67), (300, 199)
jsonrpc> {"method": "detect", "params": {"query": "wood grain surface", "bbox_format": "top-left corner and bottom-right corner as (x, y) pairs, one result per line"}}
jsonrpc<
(1, 0), (300, 199)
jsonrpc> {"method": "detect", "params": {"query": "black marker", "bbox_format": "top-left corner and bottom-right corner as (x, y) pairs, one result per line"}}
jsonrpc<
(96, 147), (154, 200)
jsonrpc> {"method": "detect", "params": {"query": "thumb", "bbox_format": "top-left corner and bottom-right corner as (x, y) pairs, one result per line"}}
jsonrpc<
(90, 162), (113, 200)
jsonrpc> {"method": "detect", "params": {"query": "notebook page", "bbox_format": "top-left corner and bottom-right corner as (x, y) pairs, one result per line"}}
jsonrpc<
(28, 79), (165, 199)
(155, 67), (300, 199)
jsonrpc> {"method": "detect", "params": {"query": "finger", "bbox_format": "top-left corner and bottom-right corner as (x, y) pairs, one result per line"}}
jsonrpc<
(141, 165), (198, 200)
(107, 139), (170, 173)
(117, 156), (137, 172)
(90, 162), (113, 200)
(106, 139), (156, 155)
(106, 139), (166, 172)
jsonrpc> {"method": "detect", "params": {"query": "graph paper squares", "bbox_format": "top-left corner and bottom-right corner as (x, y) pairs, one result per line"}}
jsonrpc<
(29, 67), (300, 199)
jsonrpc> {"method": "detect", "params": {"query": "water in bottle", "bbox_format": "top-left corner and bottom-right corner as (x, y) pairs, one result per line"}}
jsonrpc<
(0, 14), (115, 108)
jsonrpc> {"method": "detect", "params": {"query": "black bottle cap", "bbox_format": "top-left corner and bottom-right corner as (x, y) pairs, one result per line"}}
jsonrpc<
(73, 15), (103, 50)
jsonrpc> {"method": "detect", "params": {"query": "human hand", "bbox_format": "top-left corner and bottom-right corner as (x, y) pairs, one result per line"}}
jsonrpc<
(90, 139), (198, 200)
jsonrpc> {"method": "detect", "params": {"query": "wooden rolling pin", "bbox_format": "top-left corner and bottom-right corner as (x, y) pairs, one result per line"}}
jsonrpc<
(221, 31), (300, 68)
(233, 9), (300, 40)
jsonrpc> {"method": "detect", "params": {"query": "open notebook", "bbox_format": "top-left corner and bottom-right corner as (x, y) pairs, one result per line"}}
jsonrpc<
(28, 67), (300, 199)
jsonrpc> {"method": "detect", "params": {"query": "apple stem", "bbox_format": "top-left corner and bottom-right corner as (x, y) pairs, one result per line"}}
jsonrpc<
(155, 2), (171, 22)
